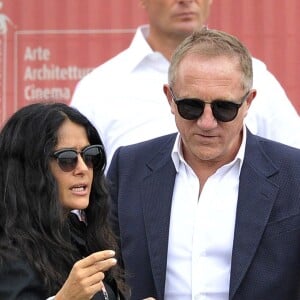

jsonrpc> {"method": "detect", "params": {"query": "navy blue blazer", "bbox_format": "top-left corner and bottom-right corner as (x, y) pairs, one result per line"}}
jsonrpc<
(107, 130), (300, 300)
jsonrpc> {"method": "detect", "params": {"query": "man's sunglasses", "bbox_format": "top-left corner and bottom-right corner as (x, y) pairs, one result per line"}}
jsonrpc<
(51, 144), (104, 172)
(169, 88), (250, 122)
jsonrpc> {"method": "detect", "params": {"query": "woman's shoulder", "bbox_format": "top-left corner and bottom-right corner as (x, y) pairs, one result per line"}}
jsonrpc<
(0, 256), (47, 299)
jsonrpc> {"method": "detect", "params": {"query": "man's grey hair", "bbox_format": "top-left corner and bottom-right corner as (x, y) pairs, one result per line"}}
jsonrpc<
(168, 27), (253, 92)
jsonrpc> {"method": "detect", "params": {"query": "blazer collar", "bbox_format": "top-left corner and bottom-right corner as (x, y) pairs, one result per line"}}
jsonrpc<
(141, 134), (177, 299)
(229, 130), (280, 299)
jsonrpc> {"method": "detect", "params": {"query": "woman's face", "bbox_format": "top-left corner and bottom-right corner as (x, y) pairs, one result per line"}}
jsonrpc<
(49, 119), (94, 211)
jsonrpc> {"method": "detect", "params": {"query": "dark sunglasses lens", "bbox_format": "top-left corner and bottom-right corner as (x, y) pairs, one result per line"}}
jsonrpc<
(82, 146), (103, 169)
(177, 100), (204, 120)
(213, 101), (239, 122)
(57, 151), (77, 172)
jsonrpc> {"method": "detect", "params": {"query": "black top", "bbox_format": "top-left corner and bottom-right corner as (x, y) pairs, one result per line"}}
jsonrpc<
(69, 212), (118, 300)
(0, 213), (118, 300)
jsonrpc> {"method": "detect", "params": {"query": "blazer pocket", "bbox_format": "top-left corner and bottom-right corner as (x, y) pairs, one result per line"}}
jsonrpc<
(264, 213), (300, 238)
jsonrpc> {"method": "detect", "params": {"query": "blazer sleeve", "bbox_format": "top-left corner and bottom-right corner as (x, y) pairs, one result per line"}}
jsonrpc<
(0, 258), (47, 299)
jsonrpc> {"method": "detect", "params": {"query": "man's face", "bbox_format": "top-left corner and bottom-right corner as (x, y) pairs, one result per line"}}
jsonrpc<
(140, 0), (213, 38)
(165, 53), (255, 167)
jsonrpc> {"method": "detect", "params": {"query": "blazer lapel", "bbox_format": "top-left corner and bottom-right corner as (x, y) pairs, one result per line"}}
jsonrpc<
(229, 132), (280, 299)
(141, 135), (177, 299)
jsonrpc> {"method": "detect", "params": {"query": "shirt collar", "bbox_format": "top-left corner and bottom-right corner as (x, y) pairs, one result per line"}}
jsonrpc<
(128, 25), (169, 72)
(171, 125), (247, 174)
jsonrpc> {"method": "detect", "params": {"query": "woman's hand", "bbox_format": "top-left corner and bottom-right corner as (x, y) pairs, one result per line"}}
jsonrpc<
(55, 250), (117, 300)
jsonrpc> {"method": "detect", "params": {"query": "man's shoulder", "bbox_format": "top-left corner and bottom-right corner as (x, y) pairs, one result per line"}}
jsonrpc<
(248, 131), (300, 163)
(79, 25), (151, 83)
(120, 133), (177, 153)
(113, 134), (177, 163)
(71, 46), (134, 99)
(108, 133), (177, 175)
(85, 47), (133, 79)
(251, 56), (267, 71)
(251, 56), (282, 83)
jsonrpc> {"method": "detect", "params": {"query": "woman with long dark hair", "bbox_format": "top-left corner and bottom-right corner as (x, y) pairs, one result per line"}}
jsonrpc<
(0, 102), (129, 299)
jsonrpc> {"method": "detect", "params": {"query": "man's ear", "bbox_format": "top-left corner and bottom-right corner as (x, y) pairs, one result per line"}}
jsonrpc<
(243, 89), (257, 118)
(163, 84), (177, 115)
(163, 84), (173, 106)
(246, 89), (257, 107)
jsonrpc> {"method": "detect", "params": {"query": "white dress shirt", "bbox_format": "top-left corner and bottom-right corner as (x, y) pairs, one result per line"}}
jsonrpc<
(164, 129), (246, 300)
(71, 25), (300, 169)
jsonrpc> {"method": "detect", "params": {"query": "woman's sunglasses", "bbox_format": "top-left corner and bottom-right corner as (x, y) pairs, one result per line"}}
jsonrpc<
(169, 88), (250, 122)
(51, 144), (104, 172)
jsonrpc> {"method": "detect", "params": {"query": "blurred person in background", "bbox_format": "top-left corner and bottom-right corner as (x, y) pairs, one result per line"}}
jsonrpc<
(71, 0), (300, 168)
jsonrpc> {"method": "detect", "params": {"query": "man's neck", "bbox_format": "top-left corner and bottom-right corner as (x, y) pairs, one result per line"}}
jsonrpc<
(146, 27), (188, 61)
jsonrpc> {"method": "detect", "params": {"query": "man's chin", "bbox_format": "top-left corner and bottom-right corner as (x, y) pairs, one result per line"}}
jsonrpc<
(173, 23), (203, 37)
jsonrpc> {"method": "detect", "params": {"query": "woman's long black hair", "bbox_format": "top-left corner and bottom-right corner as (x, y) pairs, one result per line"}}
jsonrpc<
(0, 102), (127, 296)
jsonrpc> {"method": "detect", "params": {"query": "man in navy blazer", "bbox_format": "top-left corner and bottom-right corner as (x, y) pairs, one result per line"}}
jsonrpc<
(107, 28), (300, 300)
